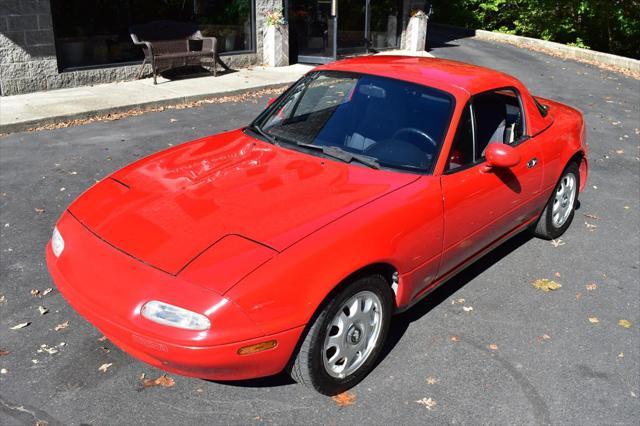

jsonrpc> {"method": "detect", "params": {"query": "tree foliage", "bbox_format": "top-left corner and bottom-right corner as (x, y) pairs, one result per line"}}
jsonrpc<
(431, 0), (640, 59)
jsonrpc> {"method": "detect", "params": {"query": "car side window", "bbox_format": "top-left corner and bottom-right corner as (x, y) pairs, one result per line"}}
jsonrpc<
(446, 104), (474, 171)
(473, 89), (525, 161)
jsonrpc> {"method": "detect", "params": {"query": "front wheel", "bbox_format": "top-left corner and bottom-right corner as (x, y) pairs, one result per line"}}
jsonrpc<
(533, 162), (580, 239)
(288, 274), (394, 395)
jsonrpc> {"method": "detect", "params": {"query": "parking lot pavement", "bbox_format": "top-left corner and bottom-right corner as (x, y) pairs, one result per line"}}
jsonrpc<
(1, 32), (638, 425)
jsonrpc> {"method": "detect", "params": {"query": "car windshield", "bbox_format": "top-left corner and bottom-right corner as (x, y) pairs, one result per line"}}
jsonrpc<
(251, 71), (454, 173)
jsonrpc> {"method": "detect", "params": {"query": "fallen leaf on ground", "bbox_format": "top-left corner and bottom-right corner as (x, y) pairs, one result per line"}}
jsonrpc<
(0, 295), (5, 303)
(488, 344), (498, 351)
(42, 288), (53, 296)
(331, 391), (356, 406)
(35, 208), (45, 214)
(550, 239), (565, 247)
(426, 376), (439, 385)
(30, 289), (40, 296)
(576, 292), (582, 300)
(554, 272), (562, 278)
(141, 374), (176, 389)
(98, 363), (113, 373)
(449, 335), (460, 342)
(98, 336), (107, 342)
(54, 321), (69, 331)
(0, 368), (7, 374)
(588, 316), (600, 324)
(38, 306), (48, 315)
(584, 222), (598, 231)
(582, 213), (601, 220)
(586, 283), (597, 291)
(618, 319), (632, 329)
(99, 346), (110, 353)
(615, 149), (624, 154)
(0, 349), (9, 356)
(416, 397), (437, 410)
(618, 352), (624, 358)
(462, 306), (473, 312)
(10, 322), (30, 330)
(537, 334), (551, 343)
(532, 279), (562, 292)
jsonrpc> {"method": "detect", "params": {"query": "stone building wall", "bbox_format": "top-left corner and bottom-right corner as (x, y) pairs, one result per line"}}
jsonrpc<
(0, 0), (267, 96)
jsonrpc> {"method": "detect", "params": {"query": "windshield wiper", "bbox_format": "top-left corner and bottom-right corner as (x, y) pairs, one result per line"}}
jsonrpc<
(245, 124), (276, 145)
(295, 142), (380, 169)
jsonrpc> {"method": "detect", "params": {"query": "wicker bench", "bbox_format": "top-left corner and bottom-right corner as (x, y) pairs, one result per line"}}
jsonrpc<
(130, 20), (218, 84)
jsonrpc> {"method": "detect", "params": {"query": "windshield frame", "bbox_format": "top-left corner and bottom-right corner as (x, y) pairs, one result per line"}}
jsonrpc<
(247, 70), (457, 175)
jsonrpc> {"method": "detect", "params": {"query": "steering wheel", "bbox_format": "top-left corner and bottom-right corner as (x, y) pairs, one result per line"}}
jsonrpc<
(392, 127), (437, 148)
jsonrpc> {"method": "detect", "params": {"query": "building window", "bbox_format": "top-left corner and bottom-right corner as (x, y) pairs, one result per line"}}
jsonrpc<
(50, 0), (255, 71)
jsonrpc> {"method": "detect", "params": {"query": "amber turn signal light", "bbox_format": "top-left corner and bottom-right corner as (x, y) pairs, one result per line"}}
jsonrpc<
(237, 340), (277, 355)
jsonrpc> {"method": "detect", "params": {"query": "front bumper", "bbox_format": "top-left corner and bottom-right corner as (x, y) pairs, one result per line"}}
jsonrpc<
(46, 211), (303, 380)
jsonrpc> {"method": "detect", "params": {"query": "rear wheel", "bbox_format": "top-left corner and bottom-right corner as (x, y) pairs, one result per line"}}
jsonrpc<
(288, 274), (393, 395)
(533, 162), (580, 239)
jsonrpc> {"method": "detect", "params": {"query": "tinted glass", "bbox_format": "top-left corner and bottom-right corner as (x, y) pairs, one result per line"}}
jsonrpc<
(51, 0), (254, 70)
(446, 104), (474, 171)
(473, 89), (525, 160)
(256, 72), (454, 173)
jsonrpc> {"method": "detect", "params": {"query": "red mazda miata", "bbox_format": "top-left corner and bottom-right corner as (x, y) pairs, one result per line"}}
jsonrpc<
(47, 56), (588, 395)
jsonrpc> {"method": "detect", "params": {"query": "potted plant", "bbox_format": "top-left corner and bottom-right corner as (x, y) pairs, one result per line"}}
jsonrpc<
(263, 8), (289, 67)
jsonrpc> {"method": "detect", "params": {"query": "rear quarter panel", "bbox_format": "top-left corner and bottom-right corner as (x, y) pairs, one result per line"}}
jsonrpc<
(534, 97), (587, 193)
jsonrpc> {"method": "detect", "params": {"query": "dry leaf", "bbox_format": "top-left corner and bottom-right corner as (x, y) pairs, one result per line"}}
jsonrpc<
(582, 213), (601, 220)
(554, 272), (562, 278)
(537, 334), (551, 343)
(615, 149), (624, 154)
(488, 344), (498, 351)
(550, 239), (565, 247)
(0, 349), (9, 356)
(54, 321), (69, 331)
(618, 319), (632, 329)
(0, 295), (5, 304)
(456, 298), (465, 304)
(98, 363), (113, 373)
(532, 279), (562, 292)
(169, 118), (178, 123)
(0, 368), (7, 374)
(618, 352), (624, 358)
(576, 292), (582, 300)
(98, 336), (107, 342)
(99, 346), (110, 353)
(426, 376), (439, 385)
(42, 288), (53, 296)
(10, 322), (30, 330)
(462, 306), (473, 312)
(30, 289), (40, 296)
(416, 397), (437, 410)
(585, 283), (597, 291)
(38, 306), (48, 315)
(449, 335), (460, 342)
(142, 374), (176, 389)
(588, 316), (600, 324)
(35, 208), (45, 214)
(331, 391), (356, 407)
(584, 222), (598, 231)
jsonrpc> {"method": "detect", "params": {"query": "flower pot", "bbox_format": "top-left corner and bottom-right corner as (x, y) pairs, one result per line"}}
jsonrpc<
(263, 24), (289, 67)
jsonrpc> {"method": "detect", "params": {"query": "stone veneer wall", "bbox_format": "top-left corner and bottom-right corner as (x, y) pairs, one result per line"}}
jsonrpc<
(0, 0), (274, 96)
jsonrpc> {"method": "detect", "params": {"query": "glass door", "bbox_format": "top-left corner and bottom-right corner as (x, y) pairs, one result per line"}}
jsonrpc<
(291, 0), (337, 64)
(291, 0), (402, 64)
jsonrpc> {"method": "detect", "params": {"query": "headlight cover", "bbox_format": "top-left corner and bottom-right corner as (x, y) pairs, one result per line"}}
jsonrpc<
(141, 300), (211, 331)
(52, 226), (64, 257)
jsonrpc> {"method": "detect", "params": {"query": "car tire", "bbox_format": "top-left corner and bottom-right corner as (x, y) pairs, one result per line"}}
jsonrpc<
(287, 274), (394, 395)
(533, 161), (580, 240)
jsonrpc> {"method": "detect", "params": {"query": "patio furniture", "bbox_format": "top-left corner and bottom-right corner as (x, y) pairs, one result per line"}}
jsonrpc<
(130, 20), (217, 84)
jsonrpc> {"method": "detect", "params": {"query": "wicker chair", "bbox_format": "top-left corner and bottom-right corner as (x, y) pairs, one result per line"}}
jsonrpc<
(130, 20), (217, 84)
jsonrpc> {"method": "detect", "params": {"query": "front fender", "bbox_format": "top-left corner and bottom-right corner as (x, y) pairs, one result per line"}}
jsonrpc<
(224, 176), (443, 335)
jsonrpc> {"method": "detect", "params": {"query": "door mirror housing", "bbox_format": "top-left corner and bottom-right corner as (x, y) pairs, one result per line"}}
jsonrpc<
(484, 143), (520, 169)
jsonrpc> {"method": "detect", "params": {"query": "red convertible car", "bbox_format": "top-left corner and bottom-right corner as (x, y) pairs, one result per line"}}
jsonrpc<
(47, 56), (588, 395)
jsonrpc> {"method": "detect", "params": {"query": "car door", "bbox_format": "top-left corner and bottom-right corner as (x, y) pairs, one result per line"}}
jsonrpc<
(438, 88), (543, 277)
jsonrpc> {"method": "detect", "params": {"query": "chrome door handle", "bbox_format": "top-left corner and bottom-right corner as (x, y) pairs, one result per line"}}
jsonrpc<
(527, 158), (538, 168)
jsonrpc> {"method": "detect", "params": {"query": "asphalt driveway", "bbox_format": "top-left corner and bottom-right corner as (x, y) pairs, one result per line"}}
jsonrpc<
(1, 30), (639, 425)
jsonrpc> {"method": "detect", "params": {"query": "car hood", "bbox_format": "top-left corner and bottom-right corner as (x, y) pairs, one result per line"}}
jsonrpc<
(68, 130), (419, 275)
